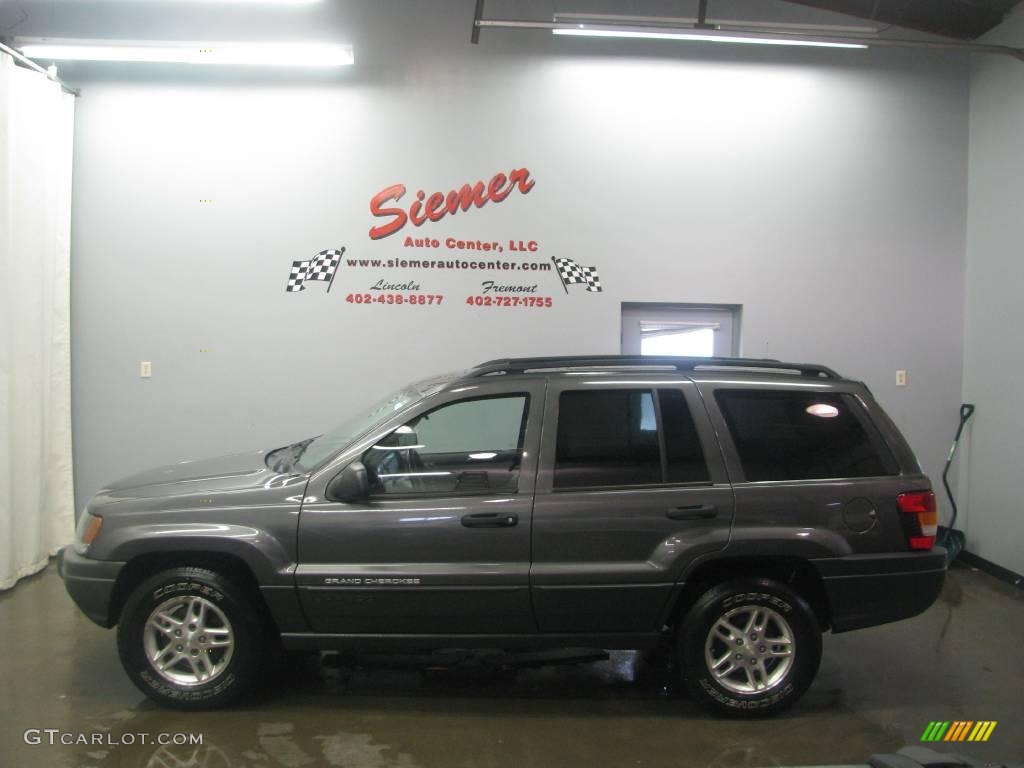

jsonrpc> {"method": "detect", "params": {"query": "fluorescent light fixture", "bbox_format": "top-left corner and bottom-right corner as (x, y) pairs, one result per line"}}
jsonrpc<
(553, 26), (868, 50)
(17, 39), (353, 66)
(553, 13), (881, 35)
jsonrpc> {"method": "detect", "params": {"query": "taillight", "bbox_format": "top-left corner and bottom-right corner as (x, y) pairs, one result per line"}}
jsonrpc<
(897, 491), (938, 550)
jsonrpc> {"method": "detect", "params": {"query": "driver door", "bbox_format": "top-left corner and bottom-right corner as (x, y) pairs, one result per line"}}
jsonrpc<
(296, 380), (545, 636)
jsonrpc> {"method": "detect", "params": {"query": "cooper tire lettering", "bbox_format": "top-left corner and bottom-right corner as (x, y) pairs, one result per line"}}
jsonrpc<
(678, 577), (822, 717)
(119, 567), (263, 710)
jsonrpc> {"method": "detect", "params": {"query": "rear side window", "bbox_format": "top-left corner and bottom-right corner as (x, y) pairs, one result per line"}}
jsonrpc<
(554, 388), (709, 490)
(714, 390), (896, 482)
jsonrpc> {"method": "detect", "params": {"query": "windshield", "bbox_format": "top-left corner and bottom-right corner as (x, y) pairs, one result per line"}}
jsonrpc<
(292, 372), (461, 471)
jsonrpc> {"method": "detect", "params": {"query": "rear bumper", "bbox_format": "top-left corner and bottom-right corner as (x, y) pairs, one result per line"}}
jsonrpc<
(812, 548), (947, 633)
(57, 545), (125, 628)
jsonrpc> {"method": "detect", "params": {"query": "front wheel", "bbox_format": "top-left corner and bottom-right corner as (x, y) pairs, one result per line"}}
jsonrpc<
(677, 578), (822, 717)
(117, 566), (265, 709)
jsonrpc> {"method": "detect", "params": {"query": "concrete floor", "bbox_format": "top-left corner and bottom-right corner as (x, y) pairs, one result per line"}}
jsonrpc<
(1, 563), (1021, 768)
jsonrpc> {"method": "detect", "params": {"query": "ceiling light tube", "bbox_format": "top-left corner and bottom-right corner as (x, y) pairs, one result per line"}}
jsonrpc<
(552, 13), (881, 36)
(552, 26), (868, 49)
(473, 18), (1024, 59)
(17, 39), (354, 67)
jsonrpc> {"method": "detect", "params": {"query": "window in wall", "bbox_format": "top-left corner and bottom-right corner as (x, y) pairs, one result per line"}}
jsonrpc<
(554, 389), (709, 490)
(641, 326), (715, 357)
(622, 303), (741, 358)
(714, 390), (897, 482)
(364, 395), (528, 495)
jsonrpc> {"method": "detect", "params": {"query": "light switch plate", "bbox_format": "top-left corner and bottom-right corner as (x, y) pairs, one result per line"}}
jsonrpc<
(140, 361), (152, 378)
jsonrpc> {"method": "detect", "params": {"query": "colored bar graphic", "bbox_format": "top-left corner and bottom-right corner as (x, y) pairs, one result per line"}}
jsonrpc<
(921, 720), (996, 742)
(945, 721), (972, 741)
(968, 721), (998, 742)
(921, 721), (950, 742)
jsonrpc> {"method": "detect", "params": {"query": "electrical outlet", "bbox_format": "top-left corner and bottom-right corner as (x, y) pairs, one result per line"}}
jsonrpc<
(140, 361), (152, 378)
(896, 369), (907, 387)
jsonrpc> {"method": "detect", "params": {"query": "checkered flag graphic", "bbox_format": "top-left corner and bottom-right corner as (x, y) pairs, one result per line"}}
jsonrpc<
(286, 247), (345, 293)
(553, 256), (602, 293)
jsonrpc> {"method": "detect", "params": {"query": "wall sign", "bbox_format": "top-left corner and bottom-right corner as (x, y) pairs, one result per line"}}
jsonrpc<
(285, 248), (345, 292)
(285, 168), (603, 304)
(553, 257), (602, 293)
(368, 167), (535, 240)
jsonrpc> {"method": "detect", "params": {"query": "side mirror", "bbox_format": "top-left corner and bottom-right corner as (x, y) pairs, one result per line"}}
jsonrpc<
(325, 462), (369, 503)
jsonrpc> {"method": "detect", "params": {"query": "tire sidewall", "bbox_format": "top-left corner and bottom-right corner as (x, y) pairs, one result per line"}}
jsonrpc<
(118, 567), (262, 709)
(679, 578), (821, 717)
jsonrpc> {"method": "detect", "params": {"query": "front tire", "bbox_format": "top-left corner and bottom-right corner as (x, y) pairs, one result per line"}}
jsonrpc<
(117, 567), (265, 709)
(678, 578), (821, 717)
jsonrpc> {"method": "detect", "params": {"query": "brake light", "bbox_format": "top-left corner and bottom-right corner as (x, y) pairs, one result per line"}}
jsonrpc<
(897, 491), (937, 550)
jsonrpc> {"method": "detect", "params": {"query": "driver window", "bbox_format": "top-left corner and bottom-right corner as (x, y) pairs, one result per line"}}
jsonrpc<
(363, 395), (528, 496)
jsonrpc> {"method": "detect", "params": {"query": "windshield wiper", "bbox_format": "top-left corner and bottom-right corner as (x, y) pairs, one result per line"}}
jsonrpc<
(267, 438), (314, 473)
(287, 438), (316, 469)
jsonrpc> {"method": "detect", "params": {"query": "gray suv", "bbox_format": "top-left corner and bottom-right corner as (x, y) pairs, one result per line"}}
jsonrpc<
(59, 355), (946, 716)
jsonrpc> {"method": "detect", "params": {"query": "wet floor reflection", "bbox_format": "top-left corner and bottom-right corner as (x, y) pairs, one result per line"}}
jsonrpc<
(16, 649), (865, 768)
(3, 565), (1022, 768)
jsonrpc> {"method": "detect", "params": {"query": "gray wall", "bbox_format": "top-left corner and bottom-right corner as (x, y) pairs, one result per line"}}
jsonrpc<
(61, 0), (969, 516)
(962, 7), (1024, 576)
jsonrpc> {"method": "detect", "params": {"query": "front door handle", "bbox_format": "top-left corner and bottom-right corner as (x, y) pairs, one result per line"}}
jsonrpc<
(461, 512), (518, 528)
(666, 504), (719, 521)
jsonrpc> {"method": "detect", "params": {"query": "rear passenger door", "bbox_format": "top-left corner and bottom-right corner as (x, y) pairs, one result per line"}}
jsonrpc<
(530, 378), (734, 634)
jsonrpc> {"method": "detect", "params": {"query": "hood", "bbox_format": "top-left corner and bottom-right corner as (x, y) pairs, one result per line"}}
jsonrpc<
(95, 449), (302, 503)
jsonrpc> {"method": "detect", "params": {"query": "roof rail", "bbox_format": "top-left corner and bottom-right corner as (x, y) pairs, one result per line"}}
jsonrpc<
(470, 355), (839, 379)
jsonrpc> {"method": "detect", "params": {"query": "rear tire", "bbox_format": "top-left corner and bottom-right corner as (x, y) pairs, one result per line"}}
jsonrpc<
(677, 577), (821, 717)
(117, 566), (265, 709)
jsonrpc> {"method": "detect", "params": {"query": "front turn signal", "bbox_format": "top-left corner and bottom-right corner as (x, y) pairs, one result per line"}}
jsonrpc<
(79, 513), (104, 545)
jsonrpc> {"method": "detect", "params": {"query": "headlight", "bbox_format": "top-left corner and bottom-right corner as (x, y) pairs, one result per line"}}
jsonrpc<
(75, 511), (104, 551)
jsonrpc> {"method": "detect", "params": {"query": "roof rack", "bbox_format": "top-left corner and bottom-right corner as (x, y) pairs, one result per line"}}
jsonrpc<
(470, 355), (839, 379)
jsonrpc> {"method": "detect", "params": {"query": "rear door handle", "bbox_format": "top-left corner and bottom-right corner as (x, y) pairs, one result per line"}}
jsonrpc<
(666, 504), (719, 521)
(461, 512), (518, 528)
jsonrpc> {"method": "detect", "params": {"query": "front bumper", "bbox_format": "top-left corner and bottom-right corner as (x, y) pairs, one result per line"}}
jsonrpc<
(812, 548), (947, 633)
(57, 545), (125, 628)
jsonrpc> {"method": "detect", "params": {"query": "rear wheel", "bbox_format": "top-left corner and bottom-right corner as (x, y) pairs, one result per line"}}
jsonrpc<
(677, 578), (821, 717)
(117, 566), (265, 709)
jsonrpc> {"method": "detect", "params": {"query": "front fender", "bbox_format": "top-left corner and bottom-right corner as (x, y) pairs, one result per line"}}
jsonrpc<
(101, 523), (294, 586)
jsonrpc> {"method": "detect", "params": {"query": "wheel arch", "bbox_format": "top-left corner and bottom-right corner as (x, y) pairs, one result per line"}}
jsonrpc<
(667, 556), (832, 632)
(109, 550), (278, 634)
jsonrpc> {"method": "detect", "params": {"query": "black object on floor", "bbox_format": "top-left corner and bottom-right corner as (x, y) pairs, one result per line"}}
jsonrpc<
(869, 745), (1021, 768)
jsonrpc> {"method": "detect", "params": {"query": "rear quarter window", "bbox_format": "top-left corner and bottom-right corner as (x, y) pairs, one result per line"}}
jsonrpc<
(714, 390), (898, 482)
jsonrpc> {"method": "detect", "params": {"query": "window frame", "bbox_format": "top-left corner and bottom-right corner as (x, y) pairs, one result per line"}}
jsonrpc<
(361, 392), (532, 499)
(549, 385), (714, 493)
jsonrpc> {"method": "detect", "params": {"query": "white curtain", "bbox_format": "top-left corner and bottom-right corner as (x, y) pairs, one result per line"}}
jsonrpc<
(0, 52), (76, 590)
